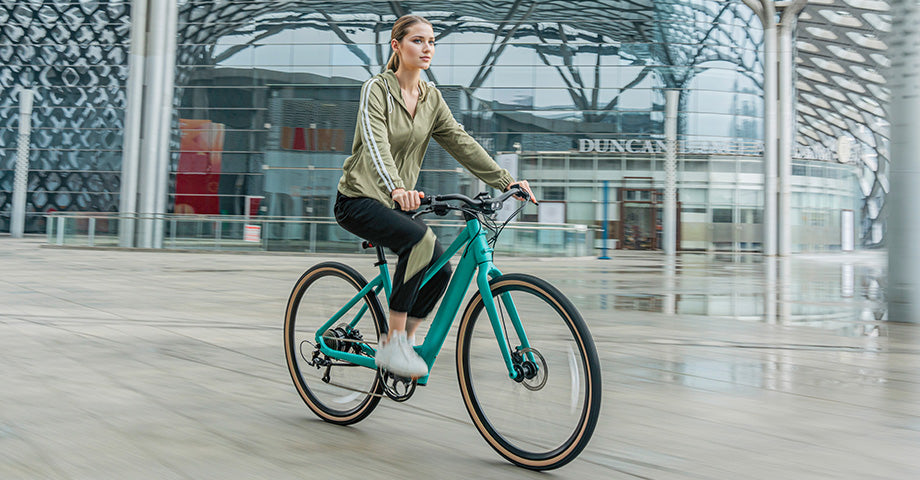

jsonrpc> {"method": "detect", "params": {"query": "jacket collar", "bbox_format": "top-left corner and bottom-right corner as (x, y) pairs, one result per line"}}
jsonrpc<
(381, 69), (431, 110)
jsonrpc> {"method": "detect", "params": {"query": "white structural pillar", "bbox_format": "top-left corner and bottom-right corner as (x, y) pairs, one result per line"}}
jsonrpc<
(663, 89), (679, 256)
(744, 0), (778, 256)
(888, 0), (920, 323)
(777, 0), (807, 256)
(119, 0), (149, 247)
(11, 88), (34, 238)
(137, 0), (178, 248)
(151, 0), (179, 249)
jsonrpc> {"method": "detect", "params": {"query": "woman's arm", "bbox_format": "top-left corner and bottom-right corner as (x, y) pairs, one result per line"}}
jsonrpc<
(431, 91), (537, 204)
(430, 90), (514, 190)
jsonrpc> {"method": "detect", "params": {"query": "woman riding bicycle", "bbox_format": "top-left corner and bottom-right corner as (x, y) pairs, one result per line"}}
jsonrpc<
(334, 14), (537, 379)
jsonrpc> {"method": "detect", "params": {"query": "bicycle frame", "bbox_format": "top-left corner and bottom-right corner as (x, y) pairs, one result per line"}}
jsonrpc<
(313, 216), (533, 385)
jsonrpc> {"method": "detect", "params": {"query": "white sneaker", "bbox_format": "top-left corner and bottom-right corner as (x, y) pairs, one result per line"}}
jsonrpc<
(375, 331), (428, 378)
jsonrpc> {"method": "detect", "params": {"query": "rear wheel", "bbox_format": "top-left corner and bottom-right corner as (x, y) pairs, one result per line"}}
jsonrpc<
(456, 274), (601, 470)
(284, 262), (387, 425)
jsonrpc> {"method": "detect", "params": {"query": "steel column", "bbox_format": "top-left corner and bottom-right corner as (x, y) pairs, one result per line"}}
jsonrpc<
(744, 0), (778, 256)
(663, 89), (679, 256)
(137, 0), (178, 248)
(777, 0), (807, 255)
(152, 0), (179, 249)
(888, 0), (920, 323)
(11, 88), (34, 238)
(118, 0), (149, 247)
(598, 180), (610, 259)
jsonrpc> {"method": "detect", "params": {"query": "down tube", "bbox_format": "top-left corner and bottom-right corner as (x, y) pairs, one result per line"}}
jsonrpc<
(416, 226), (476, 363)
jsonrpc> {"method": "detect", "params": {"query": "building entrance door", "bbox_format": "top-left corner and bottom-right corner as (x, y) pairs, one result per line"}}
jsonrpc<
(621, 202), (656, 250)
(618, 188), (680, 250)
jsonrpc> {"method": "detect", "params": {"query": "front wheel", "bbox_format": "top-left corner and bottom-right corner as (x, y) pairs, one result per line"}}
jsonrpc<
(456, 274), (602, 470)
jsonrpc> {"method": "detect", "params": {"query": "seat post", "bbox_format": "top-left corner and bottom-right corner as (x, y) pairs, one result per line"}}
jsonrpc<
(374, 245), (387, 266)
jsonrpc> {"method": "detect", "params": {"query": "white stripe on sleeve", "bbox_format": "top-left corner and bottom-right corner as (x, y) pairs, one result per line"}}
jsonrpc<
(360, 79), (396, 191)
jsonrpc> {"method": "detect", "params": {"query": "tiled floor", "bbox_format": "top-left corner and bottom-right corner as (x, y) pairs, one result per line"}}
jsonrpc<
(1, 238), (916, 479)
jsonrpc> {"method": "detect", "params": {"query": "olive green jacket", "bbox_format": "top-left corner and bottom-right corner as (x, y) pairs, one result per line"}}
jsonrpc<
(337, 70), (514, 208)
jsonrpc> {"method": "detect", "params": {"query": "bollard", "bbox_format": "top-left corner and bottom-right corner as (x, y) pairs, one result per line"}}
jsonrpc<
(88, 217), (96, 247)
(56, 216), (65, 245)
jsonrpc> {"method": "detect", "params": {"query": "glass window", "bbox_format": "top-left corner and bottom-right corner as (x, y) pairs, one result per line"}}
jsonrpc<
(712, 208), (733, 223)
(681, 188), (706, 203)
(739, 160), (761, 173)
(738, 190), (761, 205)
(543, 187), (565, 201)
(568, 187), (595, 201)
(710, 189), (734, 204)
(683, 160), (707, 171)
(739, 208), (762, 224)
(626, 159), (650, 171)
(571, 157), (594, 170)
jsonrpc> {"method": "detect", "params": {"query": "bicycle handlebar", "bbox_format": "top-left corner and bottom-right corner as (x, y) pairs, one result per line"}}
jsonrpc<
(419, 184), (529, 214)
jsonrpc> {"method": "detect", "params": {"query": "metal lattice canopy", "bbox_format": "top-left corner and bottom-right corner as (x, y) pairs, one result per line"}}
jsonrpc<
(795, 0), (890, 245)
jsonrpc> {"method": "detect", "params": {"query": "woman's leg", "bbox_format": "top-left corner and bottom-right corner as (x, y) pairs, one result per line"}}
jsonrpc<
(335, 193), (449, 330)
(389, 311), (407, 338)
(335, 193), (443, 377)
(403, 242), (452, 343)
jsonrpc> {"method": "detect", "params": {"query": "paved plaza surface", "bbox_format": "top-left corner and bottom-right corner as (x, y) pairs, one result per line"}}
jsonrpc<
(1, 237), (918, 479)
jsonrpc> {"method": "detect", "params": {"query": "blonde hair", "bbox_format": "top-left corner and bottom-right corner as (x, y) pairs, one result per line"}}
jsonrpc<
(386, 15), (433, 72)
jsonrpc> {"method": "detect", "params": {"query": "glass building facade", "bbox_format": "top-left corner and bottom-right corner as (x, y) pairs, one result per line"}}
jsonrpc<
(0, 1), (884, 252)
(1, 1), (129, 227)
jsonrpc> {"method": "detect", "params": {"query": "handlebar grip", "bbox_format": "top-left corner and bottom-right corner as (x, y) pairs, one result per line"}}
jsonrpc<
(495, 185), (526, 204)
(511, 184), (530, 201)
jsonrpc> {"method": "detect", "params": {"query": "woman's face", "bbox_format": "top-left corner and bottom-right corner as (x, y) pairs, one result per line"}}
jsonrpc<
(393, 22), (435, 71)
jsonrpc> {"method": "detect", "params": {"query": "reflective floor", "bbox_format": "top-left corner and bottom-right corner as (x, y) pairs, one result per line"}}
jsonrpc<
(0, 239), (916, 479)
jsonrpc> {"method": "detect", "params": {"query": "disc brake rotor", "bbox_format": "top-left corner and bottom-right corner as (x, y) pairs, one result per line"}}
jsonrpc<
(518, 347), (547, 391)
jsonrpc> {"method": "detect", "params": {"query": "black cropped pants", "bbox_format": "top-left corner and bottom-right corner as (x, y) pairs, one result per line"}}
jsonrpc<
(334, 192), (451, 318)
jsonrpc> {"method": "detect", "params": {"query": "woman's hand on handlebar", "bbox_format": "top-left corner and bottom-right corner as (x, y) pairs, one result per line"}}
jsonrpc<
(506, 180), (538, 205)
(391, 188), (425, 211)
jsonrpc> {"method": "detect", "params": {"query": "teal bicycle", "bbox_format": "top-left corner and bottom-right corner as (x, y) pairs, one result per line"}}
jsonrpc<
(284, 187), (601, 470)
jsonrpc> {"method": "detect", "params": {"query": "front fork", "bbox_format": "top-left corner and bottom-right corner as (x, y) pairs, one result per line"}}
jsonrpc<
(471, 239), (535, 381)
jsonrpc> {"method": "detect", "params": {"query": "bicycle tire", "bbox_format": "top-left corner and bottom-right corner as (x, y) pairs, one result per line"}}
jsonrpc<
(284, 262), (387, 425)
(456, 273), (601, 470)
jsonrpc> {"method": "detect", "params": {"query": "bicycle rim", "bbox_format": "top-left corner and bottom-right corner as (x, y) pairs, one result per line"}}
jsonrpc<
(457, 274), (601, 470)
(284, 263), (385, 425)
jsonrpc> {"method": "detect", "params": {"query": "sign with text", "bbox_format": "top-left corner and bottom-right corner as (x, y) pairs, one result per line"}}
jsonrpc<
(576, 137), (846, 162)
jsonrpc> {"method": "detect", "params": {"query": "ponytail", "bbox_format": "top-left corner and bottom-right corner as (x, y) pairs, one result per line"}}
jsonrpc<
(386, 52), (400, 72)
